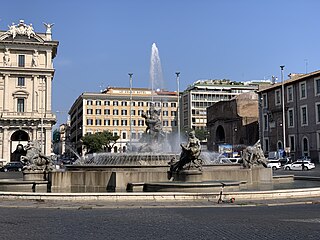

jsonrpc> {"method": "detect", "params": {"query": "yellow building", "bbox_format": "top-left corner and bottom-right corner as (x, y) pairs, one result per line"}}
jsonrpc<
(0, 20), (58, 164)
(69, 87), (178, 154)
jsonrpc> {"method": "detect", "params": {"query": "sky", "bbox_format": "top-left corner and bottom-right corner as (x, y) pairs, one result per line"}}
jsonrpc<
(1, 0), (320, 127)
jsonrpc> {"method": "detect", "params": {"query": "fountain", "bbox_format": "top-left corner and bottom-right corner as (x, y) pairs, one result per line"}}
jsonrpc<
(49, 43), (276, 193)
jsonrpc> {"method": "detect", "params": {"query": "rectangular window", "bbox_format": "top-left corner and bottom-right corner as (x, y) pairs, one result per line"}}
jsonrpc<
(113, 109), (119, 115)
(317, 131), (320, 150)
(87, 119), (93, 125)
(288, 108), (294, 127)
(171, 120), (177, 126)
(104, 119), (110, 126)
(163, 111), (168, 116)
(18, 77), (25, 86)
(138, 120), (144, 126)
(113, 119), (119, 126)
(96, 101), (101, 105)
(275, 89), (281, 105)
(171, 111), (177, 116)
(289, 135), (295, 152)
(263, 114), (268, 131)
(122, 132), (127, 139)
(163, 120), (169, 126)
(171, 102), (177, 108)
(121, 119), (127, 126)
(121, 109), (127, 115)
(131, 110), (136, 115)
(95, 119), (102, 125)
(287, 86), (293, 102)
(113, 101), (118, 106)
(95, 109), (101, 115)
(18, 55), (25, 67)
(163, 102), (168, 107)
(300, 82), (307, 99)
(87, 109), (93, 114)
(262, 93), (268, 108)
(316, 103), (320, 124)
(315, 78), (320, 96)
(104, 109), (110, 115)
(138, 102), (144, 107)
(131, 120), (136, 126)
(138, 110), (143, 116)
(121, 101), (127, 106)
(17, 98), (24, 112)
(87, 100), (93, 105)
(300, 105), (308, 126)
(104, 101), (110, 106)
(263, 138), (269, 152)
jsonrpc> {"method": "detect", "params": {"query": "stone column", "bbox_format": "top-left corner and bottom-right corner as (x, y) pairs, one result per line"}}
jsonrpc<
(45, 128), (52, 155)
(32, 75), (38, 112)
(3, 74), (9, 111)
(2, 127), (9, 162)
(45, 76), (52, 112)
(46, 50), (52, 68)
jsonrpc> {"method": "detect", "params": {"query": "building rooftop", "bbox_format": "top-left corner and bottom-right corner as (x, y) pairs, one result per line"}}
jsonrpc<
(258, 69), (320, 93)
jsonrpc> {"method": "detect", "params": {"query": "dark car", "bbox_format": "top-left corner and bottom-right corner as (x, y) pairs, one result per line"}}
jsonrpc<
(0, 162), (24, 172)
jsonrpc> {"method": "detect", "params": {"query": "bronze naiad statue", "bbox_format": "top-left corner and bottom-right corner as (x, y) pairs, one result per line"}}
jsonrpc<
(169, 131), (203, 175)
(241, 140), (268, 168)
(20, 140), (53, 171)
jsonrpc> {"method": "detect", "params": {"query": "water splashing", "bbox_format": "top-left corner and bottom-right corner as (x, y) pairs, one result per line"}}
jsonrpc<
(150, 43), (164, 101)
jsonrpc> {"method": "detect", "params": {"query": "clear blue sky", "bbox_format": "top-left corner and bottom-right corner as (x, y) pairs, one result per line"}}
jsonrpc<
(1, 0), (319, 126)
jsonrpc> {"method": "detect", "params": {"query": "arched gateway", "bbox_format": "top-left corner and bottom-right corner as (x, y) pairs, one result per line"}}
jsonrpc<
(10, 130), (30, 161)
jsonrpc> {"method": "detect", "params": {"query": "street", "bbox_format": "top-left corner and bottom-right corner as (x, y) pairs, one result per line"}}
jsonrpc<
(0, 204), (319, 240)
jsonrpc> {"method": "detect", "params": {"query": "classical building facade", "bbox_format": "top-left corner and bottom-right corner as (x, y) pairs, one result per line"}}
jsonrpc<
(0, 20), (58, 163)
(68, 87), (178, 154)
(258, 70), (320, 163)
(207, 92), (259, 152)
(181, 79), (263, 131)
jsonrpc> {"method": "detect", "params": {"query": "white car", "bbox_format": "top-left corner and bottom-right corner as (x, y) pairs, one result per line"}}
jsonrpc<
(266, 160), (281, 170)
(283, 161), (315, 171)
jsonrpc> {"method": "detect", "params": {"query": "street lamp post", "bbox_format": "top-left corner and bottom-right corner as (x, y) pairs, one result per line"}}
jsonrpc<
(128, 73), (133, 146)
(280, 65), (286, 152)
(175, 72), (181, 143)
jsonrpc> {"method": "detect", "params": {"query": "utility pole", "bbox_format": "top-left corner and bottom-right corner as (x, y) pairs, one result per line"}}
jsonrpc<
(175, 72), (181, 143)
(280, 65), (286, 152)
(128, 73), (133, 146)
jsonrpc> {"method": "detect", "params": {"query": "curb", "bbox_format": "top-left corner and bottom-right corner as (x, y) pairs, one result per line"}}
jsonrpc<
(1, 187), (320, 202)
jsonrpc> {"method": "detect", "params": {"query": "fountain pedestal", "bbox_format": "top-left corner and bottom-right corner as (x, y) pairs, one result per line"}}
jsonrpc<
(171, 169), (202, 182)
(23, 170), (47, 181)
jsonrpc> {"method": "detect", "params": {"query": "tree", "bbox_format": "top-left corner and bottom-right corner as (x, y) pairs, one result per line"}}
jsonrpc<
(81, 130), (120, 153)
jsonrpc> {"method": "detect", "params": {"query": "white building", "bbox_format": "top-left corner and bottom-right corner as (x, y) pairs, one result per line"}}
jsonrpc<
(0, 20), (58, 164)
(181, 79), (261, 131)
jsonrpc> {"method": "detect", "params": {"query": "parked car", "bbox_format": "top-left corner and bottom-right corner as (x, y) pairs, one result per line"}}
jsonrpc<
(266, 160), (281, 170)
(0, 162), (24, 172)
(279, 157), (292, 166)
(283, 161), (315, 171)
(219, 157), (243, 164)
(297, 156), (312, 162)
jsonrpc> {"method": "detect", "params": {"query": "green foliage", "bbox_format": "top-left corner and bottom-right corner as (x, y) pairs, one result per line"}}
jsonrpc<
(81, 130), (120, 153)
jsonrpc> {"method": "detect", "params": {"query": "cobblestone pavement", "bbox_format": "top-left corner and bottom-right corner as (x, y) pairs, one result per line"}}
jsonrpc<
(0, 204), (319, 240)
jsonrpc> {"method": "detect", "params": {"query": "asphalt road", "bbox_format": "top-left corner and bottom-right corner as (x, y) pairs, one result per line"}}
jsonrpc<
(0, 204), (319, 240)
